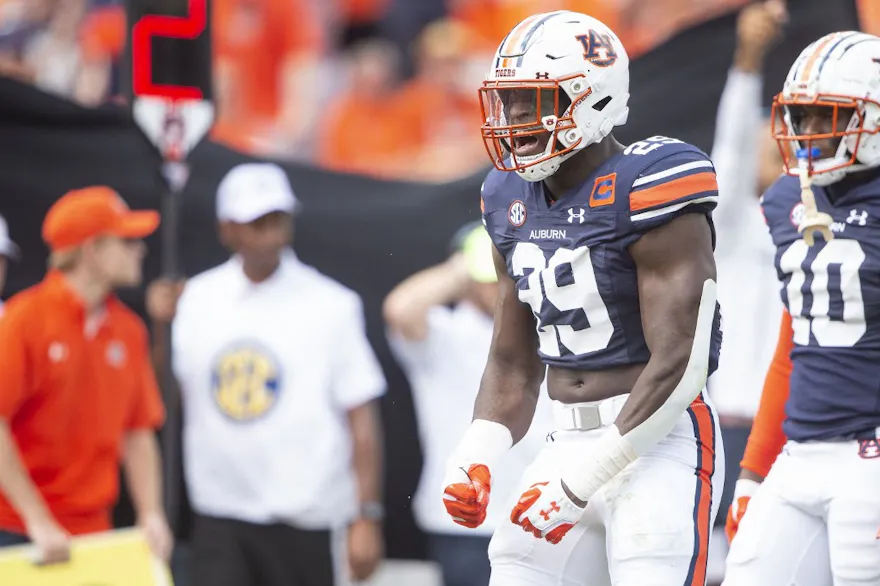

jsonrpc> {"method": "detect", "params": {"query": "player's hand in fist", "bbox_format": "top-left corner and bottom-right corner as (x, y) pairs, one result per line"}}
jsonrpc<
(442, 463), (492, 528)
(26, 515), (70, 565)
(734, 0), (787, 72)
(440, 420), (513, 529)
(726, 476), (762, 543)
(510, 479), (584, 544)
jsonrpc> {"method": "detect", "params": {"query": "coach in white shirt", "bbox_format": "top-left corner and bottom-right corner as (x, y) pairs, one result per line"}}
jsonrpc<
(384, 223), (553, 586)
(169, 163), (387, 586)
(0, 214), (20, 314)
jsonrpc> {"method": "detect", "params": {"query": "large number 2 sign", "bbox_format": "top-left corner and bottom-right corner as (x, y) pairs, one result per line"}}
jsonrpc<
(511, 242), (614, 357)
(780, 239), (867, 347)
(131, 0), (208, 100)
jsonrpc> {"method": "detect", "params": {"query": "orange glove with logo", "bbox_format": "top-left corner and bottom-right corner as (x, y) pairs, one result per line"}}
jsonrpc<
(442, 464), (493, 528)
(441, 420), (513, 529)
(725, 478), (760, 543)
(510, 480), (583, 544)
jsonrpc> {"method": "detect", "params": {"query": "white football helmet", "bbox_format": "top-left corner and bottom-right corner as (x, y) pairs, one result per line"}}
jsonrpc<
(479, 11), (630, 182)
(774, 31), (880, 186)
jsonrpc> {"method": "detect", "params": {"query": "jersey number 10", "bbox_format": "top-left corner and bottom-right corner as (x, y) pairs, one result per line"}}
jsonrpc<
(512, 242), (614, 356)
(780, 239), (867, 347)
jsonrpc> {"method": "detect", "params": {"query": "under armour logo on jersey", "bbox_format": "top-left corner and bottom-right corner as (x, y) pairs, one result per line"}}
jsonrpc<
(568, 208), (585, 224)
(535, 71), (550, 79)
(847, 209), (868, 225)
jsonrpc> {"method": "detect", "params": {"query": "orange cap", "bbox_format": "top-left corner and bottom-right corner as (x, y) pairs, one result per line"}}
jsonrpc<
(42, 186), (160, 251)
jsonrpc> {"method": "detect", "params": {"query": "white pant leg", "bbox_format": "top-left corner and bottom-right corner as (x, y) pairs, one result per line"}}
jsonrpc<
(604, 398), (725, 586)
(722, 447), (832, 586)
(489, 395), (724, 586)
(826, 439), (880, 586)
(488, 435), (611, 586)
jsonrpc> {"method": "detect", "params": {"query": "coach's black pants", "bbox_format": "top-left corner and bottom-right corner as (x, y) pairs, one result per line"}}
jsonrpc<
(190, 514), (334, 586)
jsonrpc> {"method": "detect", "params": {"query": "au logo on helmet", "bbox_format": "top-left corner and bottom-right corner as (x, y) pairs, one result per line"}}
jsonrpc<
(576, 30), (618, 67)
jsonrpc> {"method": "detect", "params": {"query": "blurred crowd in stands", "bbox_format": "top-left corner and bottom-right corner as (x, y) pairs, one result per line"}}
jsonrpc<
(0, 0), (761, 182)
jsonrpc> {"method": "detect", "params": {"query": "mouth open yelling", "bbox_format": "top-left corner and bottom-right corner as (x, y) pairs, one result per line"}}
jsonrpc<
(479, 79), (579, 174)
(511, 131), (550, 158)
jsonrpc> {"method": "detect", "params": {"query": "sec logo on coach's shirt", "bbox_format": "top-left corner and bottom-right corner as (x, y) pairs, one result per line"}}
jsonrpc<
(210, 342), (282, 421)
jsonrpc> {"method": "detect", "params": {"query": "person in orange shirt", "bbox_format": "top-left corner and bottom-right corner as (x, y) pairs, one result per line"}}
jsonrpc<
(0, 186), (172, 566)
(395, 18), (490, 182)
(317, 38), (413, 178)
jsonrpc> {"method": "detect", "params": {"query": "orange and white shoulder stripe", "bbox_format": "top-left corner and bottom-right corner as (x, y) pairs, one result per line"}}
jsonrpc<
(629, 160), (718, 222)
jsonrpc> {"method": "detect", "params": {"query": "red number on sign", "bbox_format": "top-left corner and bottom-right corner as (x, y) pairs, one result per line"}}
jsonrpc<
(132, 0), (207, 100)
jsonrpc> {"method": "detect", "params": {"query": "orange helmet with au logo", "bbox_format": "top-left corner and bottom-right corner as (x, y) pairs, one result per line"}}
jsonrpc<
(772, 31), (880, 185)
(478, 11), (630, 182)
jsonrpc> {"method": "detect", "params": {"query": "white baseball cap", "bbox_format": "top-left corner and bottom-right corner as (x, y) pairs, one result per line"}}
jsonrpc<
(216, 162), (300, 223)
(0, 215), (19, 260)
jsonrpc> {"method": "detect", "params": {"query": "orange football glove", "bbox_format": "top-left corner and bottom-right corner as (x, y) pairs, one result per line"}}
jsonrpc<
(725, 478), (760, 543)
(510, 480), (583, 544)
(442, 464), (492, 529)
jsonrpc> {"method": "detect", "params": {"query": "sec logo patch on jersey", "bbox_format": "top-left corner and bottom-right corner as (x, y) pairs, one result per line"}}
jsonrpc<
(509, 200), (527, 227)
(589, 173), (616, 208)
(211, 342), (282, 421)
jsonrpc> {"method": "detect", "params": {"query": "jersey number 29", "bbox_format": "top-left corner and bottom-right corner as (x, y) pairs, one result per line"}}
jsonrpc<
(780, 239), (866, 347)
(511, 242), (613, 356)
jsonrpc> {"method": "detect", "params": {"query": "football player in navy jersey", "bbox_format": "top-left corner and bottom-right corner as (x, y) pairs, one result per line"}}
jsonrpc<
(439, 10), (726, 586)
(723, 31), (880, 586)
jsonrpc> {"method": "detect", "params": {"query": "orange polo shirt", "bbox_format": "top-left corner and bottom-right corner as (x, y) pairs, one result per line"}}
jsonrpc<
(0, 271), (165, 535)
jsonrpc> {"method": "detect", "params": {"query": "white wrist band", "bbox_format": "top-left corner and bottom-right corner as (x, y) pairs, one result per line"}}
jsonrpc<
(448, 419), (513, 470)
(563, 425), (637, 501)
(733, 478), (760, 501)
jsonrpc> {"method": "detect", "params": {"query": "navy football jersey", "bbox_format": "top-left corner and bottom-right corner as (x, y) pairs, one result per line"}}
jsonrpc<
(762, 172), (880, 441)
(481, 135), (723, 374)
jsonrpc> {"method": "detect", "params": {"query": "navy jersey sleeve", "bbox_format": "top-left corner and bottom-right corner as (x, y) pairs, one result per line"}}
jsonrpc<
(480, 168), (510, 249)
(620, 143), (719, 243)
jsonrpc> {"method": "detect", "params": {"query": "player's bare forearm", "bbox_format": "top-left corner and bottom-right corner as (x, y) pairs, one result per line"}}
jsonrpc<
(472, 247), (544, 443)
(123, 430), (164, 521)
(474, 355), (543, 444)
(347, 400), (383, 507)
(739, 469), (765, 483)
(0, 421), (54, 527)
(616, 213), (717, 436)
